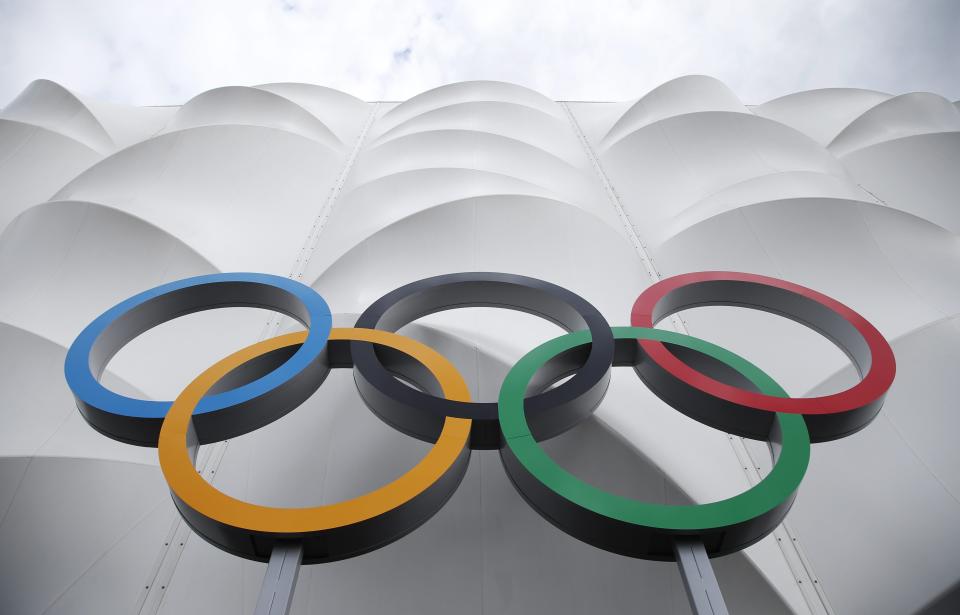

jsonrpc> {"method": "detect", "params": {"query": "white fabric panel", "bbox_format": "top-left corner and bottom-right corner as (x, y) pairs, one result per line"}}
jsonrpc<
(1, 79), (116, 153)
(0, 323), (153, 464)
(254, 83), (371, 144)
(789, 316), (960, 615)
(829, 92), (960, 156)
(372, 100), (587, 167)
(599, 110), (853, 250)
(0, 120), (101, 234)
(49, 126), (351, 273)
(841, 132), (960, 233)
(0, 457), (175, 615)
(753, 88), (892, 146)
(165, 86), (346, 152)
(603, 75), (749, 147)
(0, 76), (957, 615)
(372, 81), (565, 137)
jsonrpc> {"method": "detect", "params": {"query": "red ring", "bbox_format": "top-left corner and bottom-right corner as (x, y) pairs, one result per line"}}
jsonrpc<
(631, 271), (896, 418)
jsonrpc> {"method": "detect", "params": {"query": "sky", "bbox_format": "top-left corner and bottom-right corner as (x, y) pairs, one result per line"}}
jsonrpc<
(0, 0), (958, 107)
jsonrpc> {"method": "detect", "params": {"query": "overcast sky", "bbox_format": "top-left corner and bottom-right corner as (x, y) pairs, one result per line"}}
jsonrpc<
(1, 0), (958, 107)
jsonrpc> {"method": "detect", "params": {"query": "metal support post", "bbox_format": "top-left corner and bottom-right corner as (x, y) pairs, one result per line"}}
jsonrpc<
(254, 541), (303, 615)
(674, 538), (729, 615)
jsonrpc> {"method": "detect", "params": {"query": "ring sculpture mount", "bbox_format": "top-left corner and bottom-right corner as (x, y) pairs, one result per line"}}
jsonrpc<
(65, 271), (895, 615)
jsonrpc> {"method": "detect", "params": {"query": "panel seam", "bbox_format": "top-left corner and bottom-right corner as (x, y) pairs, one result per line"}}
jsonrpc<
(136, 103), (380, 615)
(559, 101), (833, 615)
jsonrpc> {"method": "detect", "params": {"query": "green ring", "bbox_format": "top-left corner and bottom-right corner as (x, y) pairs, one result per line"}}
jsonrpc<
(499, 326), (809, 532)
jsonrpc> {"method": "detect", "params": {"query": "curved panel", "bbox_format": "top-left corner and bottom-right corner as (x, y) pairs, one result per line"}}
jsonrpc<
(829, 92), (960, 156)
(664, 171), (866, 243)
(310, 195), (643, 319)
(2, 79), (177, 152)
(50, 125), (346, 273)
(1, 79), (115, 153)
(166, 86), (345, 152)
(0, 119), (101, 234)
(603, 75), (749, 147)
(75, 97), (177, 151)
(0, 456), (174, 615)
(788, 315), (960, 615)
(856, 202), (960, 314)
(255, 83), (376, 144)
(841, 132), (960, 233)
(655, 198), (960, 352)
(0, 323), (152, 464)
(0, 200), (216, 348)
(352, 129), (603, 208)
(372, 100), (586, 167)
(601, 111), (849, 249)
(303, 177), (566, 280)
(375, 80), (565, 135)
(753, 88), (892, 146)
(0, 201), (271, 402)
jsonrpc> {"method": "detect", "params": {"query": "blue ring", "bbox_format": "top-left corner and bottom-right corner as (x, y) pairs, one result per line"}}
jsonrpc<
(64, 273), (331, 424)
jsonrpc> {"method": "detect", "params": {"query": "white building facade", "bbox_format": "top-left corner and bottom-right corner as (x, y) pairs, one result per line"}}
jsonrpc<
(0, 76), (958, 614)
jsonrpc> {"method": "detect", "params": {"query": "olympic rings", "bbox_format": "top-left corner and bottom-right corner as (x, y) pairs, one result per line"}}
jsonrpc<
(499, 327), (809, 559)
(159, 328), (471, 563)
(64, 269), (895, 565)
(353, 272), (615, 449)
(630, 271), (896, 442)
(63, 273), (332, 446)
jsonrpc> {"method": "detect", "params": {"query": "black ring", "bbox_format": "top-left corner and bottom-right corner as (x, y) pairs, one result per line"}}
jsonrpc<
(351, 272), (616, 449)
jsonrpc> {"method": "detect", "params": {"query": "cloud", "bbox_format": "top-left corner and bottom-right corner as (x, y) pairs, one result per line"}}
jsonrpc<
(0, 0), (957, 106)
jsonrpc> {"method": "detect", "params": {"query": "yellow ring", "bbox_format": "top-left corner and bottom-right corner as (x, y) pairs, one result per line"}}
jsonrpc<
(158, 328), (471, 533)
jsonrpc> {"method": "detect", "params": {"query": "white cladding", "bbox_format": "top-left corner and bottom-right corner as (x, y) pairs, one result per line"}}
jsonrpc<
(0, 76), (958, 615)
